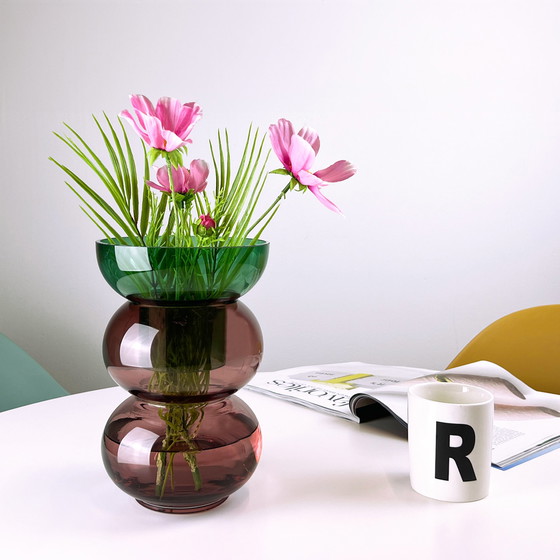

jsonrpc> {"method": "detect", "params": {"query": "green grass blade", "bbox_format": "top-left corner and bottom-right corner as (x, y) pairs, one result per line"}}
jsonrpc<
(220, 128), (265, 237)
(71, 186), (128, 244)
(102, 114), (135, 216)
(53, 132), (132, 220)
(119, 117), (139, 221)
(209, 138), (220, 200)
(93, 115), (125, 198)
(78, 206), (115, 242)
(251, 204), (279, 244)
(51, 158), (142, 243)
(218, 130), (226, 198)
(224, 129), (231, 195)
(61, 124), (120, 193)
(139, 142), (151, 238)
(230, 150), (271, 244)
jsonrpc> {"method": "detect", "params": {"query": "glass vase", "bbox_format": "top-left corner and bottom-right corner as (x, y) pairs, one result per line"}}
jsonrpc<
(97, 238), (269, 513)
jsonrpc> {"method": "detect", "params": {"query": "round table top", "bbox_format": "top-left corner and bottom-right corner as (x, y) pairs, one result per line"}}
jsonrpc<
(1, 386), (557, 559)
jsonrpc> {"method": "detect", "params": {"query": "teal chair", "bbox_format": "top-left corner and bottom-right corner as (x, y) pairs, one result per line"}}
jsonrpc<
(0, 334), (69, 412)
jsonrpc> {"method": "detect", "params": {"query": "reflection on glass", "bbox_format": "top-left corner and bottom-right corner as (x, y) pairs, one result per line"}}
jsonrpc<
(117, 426), (159, 467)
(119, 323), (159, 368)
(115, 245), (151, 272)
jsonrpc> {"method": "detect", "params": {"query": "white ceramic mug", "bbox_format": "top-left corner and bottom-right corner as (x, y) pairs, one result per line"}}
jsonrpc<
(408, 382), (494, 502)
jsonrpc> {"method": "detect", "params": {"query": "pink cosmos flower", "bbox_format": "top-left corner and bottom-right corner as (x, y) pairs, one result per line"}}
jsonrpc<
(120, 94), (202, 152)
(269, 118), (356, 214)
(146, 160), (209, 194)
(199, 214), (216, 229)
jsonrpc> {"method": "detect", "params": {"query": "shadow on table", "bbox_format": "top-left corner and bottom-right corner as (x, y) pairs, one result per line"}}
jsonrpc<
(357, 415), (408, 439)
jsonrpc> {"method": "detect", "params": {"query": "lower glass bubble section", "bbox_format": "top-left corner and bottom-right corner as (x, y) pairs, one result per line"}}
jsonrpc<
(102, 395), (262, 513)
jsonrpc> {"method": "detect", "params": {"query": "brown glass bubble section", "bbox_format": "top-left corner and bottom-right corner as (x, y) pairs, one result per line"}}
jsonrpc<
(103, 301), (263, 403)
(103, 395), (262, 513)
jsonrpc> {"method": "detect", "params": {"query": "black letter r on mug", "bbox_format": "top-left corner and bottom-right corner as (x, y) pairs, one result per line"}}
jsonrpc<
(435, 422), (477, 482)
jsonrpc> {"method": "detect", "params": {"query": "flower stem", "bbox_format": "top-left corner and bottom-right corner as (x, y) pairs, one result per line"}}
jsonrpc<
(165, 153), (182, 245)
(246, 180), (292, 236)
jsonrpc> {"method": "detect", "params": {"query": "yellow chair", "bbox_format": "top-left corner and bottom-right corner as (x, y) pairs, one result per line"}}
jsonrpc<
(447, 305), (560, 394)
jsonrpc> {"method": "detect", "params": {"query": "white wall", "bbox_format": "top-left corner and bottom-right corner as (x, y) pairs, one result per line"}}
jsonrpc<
(1, 0), (560, 393)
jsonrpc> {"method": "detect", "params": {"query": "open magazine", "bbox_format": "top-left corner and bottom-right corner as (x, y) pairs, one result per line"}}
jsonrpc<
(246, 361), (560, 469)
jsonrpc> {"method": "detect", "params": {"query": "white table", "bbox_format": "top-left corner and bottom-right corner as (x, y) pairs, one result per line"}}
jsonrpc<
(0, 387), (557, 559)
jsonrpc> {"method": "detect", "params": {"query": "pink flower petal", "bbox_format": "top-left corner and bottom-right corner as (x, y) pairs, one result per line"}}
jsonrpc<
(154, 97), (202, 143)
(307, 184), (343, 214)
(119, 110), (150, 144)
(295, 169), (326, 188)
(161, 129), (188, 152)
(199, 214), (216, 229)
(146, 180), (170, 193)
(154, 165), (191, 193)
(269, 119), (294, 169)
(127, 96), (157, 136)
(188, 159), (209, 192)
(315, 160), (356, 183)
(130, 94), (156, 116)
(155, 97), (182, 133)
(298, 126), (320, 155)
(140, 113), (167, 150)
(288, 134), (316, 175)
(174, 102), (203, 139)
(122, 94), (201, 151)
(155, 165), (171, 188)
(176, 167), (192, 193)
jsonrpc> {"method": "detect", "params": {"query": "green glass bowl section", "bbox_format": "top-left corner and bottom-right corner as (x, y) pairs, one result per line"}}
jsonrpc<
(96, 238), (269, 303)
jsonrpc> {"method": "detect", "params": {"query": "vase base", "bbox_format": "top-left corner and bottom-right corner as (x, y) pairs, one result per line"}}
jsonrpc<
(136, 497), (228, 514)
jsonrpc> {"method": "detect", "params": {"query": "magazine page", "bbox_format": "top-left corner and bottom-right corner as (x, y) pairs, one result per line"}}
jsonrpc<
(247, 360), (560, 469)
(246, 362), (436, 421)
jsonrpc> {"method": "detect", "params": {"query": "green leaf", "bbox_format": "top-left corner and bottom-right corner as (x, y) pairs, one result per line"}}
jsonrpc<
(168, 150), (184, 168)
(269, 168), (290, 175)
(148, 148), (162, 166)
